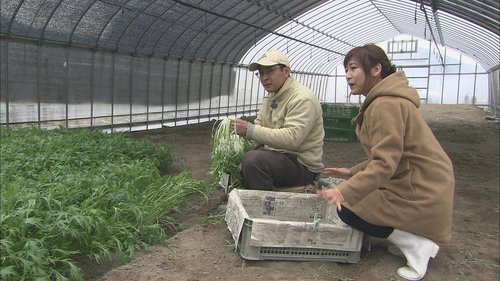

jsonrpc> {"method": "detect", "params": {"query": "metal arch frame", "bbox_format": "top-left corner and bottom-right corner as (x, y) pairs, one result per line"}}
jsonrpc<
(213, 6), (262, 64)
(164, 0), (207, 58)
(410, 0), (500, 36)
(369, 0), (405, 34)
(25, 0), (55, 39)
(238, 0), (346, 65)
(447, 17), (498, 69)
(93, 1), (128, 50)
(201, 2), (262, 63)
(151, 2), (194, 56)
(180, 0), (235, 60)
(174, 0), (270, 63)
(68, 0), (99, 45)
(236, 2), (345, 69)
(443, 26), (497, 69)
(40, 0), (65, 42)
(4, 1), (25, 36)
(132, 1), (178, 55)
(213, 0), (277, 65)
(299, 14), (353, 49)
(112, 1), (157, 54)
(227, 5), (282, 65)
(1, 0), (498, 71)
(211, 0), (296, 63)
(263, 1), (353, 72)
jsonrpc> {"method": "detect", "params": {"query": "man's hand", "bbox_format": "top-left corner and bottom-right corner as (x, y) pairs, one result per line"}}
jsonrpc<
(232, 119), (249, 136)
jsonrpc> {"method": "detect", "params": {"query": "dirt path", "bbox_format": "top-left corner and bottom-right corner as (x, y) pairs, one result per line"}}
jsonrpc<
(90, 105), (499, 281)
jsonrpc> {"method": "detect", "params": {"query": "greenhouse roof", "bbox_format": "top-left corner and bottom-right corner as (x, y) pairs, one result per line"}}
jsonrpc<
(1, 0), (498, 73)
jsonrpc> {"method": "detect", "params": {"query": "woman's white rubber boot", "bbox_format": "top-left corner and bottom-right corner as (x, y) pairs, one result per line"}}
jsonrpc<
(386, 229), (440, 281)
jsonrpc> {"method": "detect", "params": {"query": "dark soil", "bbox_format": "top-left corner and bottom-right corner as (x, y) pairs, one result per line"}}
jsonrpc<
(88, 105), (499, 281)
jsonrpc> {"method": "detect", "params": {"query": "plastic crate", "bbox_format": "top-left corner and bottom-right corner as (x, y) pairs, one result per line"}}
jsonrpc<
(225, 190), (364, 264)
(323, 116), (356, 130)
(324, 127), (358, 142)
(238, 219), (361, 263)
(321, 103), (359, 119)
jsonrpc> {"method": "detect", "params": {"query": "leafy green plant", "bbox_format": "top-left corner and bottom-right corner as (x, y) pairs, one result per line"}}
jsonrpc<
(208, 118), (252, 194)
(0, 126), (209, 280)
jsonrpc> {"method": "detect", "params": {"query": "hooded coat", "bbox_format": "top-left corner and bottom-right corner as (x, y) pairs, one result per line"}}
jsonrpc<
(337, 71), (455, 243)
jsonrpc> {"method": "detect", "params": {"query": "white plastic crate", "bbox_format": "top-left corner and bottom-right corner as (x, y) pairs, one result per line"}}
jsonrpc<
(224, 189), (364, 263)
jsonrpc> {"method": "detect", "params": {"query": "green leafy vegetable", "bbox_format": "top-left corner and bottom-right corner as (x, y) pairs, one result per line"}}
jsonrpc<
(0, 126), (209, 280)
(209, 118), (252, 194)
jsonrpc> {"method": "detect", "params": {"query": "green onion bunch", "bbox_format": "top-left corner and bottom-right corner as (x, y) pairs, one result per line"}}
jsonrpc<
(209, 118), (252, 194)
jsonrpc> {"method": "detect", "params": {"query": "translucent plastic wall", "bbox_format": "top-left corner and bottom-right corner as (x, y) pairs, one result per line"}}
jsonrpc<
(0, 40), (327, 131)
(322, 36), (489, 106)
(1, 37), (491, 131)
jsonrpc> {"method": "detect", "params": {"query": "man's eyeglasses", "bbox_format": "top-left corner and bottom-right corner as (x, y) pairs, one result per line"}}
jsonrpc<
(255, 65), (284, 78)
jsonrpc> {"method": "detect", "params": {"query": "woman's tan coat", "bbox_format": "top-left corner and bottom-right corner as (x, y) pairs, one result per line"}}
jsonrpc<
(337, 71), (455, 243)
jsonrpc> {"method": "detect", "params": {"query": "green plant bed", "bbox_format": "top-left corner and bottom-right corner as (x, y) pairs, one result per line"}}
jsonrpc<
(0, 126), (209, 280)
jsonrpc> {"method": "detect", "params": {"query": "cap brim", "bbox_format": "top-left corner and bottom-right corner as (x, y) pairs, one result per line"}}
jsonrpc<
(248, 58), (279, 71)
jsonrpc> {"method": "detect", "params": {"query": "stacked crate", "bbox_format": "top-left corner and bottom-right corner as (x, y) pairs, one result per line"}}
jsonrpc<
(321, 103), (359, 142)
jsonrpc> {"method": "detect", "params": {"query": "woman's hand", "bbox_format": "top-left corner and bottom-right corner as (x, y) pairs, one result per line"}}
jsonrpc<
(322, 167), (353, 179)
(317, 188), (344, 211)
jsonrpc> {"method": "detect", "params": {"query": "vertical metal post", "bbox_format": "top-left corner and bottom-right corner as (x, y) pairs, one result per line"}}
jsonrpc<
(456, 53), (462, 104)
(4, 42), (9, 127)
(425, 40), (431, 103)
(255, 71), (263, 114)
(318, 76), (325, 102)
(186, 60), (192, 123)
(90, 51), (95, 128)
(235, 66), (242, 117)
(249, 70), (255, 115)
(174, 58), (181, 126)
(333, 73), (338, 103)
(110, 52), (116, 132)
(37, 44), (42, 127)
(472, 62), (478, 105)
(64, 47), (69, 129)
(315, 75), (321, 99)
(197, 61), (204, 123)
(146, 56), (151, 130)
(226, 64), (232, 116)
(217, 63), (223, 118)
(242, 67), (250, 115)
(128, 56), (134, 131)
(161, 58), (167, 124)
(440, 47), (447, 104)
(208, 62), (215, 119)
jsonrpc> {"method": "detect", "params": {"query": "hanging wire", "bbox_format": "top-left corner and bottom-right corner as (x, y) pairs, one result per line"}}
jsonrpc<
(419, 0), (444, 66)
(414, 1), (418, 24)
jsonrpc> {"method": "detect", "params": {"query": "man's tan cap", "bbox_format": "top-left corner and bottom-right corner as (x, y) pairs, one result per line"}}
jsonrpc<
(248, 50), (290, 71)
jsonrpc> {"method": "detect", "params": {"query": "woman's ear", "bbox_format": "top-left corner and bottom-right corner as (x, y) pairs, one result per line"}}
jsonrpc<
(371, 63), (382, 77)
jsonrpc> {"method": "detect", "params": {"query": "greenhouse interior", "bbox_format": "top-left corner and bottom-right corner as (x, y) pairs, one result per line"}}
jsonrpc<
(1, 0), (499, 131)
(1, 1), (500, 280)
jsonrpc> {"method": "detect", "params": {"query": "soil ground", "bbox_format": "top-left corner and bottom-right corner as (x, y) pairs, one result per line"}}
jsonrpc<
(88, 105), (499, 281)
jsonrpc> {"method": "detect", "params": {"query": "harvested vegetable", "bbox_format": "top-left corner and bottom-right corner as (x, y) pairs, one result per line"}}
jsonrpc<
(209, 118), (252, 194)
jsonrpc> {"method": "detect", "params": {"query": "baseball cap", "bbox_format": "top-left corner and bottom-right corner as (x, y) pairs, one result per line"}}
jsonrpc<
(248, 50), (290, 71)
